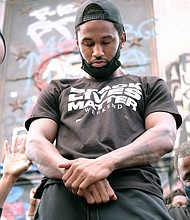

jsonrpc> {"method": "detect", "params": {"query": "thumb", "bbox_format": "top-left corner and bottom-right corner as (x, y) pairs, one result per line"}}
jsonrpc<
(57, 161), (73, 168)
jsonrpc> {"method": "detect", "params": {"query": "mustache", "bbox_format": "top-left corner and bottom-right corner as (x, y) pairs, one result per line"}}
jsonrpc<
(90, 57), (108, 64)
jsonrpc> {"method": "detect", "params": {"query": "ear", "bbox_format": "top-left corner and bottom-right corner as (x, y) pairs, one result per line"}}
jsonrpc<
(75, 34), (79, 46)
(120, 31), (126, 48)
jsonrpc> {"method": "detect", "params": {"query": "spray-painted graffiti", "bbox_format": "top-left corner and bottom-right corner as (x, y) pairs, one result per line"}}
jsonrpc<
(1, 0), (162, 203)
(179, 53), (190, 99)
(2, 1), (158, 155)
(166, 53), (190, 145)
(21, 14), (157, 90)
(125, 18), (157, 40)
(27, 4), (78, 48)
(120, 48), (150, 74)
(164, 53), (190, 191)
(2, 186), (28, 220)
(8, 3), (156, 93)
(0, 162), (40, 220)
(1, 0), (187, 211)
(1, 180), (40, 220)
(179, 53), (190, 144)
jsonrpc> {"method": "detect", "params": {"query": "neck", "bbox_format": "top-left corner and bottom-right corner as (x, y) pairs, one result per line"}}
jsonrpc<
(84, 68), (125, 80)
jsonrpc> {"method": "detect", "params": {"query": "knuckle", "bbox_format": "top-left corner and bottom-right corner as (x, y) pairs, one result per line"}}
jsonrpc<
(78, 185), (85, 191)
(65, 182), (71, 188)
(103, 198), (109, 203)
(96, 200), (101, 204)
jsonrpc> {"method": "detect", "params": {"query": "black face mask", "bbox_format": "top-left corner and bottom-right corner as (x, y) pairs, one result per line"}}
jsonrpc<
(81, 46), (121, 80)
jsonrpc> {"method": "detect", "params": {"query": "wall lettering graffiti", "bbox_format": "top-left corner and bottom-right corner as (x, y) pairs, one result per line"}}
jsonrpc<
(166, 53), (190, 145)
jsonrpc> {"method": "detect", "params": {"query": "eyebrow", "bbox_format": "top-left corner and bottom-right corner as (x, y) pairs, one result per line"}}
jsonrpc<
(102, 35), (114, 40)
(82, 35), (114, 41)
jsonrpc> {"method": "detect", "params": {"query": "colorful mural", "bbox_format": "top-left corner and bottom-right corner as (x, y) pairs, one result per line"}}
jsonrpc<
(0, 0), (189, 218)
(1, 0), (157, 155)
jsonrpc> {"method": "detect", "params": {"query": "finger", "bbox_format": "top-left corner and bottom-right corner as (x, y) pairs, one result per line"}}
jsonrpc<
(63, 170), (73, 187)
(19, 137), (26, 153)
(104, 181), (117, 201)
(71, 189), (77, 195)
(3, 140), (10, 155)
(87, 184), (102, 204)
(58, 161), (73, 169)
(93, 181), (110, 203)
(65, 174), (85, 192)
(62, 164), (77, 183)
(12, 136), (18, 153)
(77, 178), (94, 196)
(83, 191), (95, 205)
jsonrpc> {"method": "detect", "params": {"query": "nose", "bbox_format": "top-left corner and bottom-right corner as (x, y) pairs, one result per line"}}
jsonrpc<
(92, 44), (104, 57)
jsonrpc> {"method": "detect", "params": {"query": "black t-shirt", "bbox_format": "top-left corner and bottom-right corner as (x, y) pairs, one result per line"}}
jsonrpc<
(25, 74), (182, 199)
(0, 207), (2, 218)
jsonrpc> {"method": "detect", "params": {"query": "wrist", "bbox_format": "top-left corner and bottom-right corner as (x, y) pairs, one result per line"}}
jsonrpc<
(2, 173), (17, 184)
(26, 211), (35, 216)
(25, 211), (35, 220)
(97, 154), (116, 172)
(28, 202), (37, 213)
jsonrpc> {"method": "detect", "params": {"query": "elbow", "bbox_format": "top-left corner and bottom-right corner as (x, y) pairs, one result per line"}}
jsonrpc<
(26, 138), (42, 162)
(163, 127), (177, 154)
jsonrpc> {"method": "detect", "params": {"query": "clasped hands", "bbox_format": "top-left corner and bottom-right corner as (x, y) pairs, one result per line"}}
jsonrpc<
(58, 158), (117, 204)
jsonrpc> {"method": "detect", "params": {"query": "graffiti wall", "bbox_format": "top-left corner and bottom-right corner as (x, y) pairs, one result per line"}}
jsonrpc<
(0, 0), (159, 219)
(0, 0), (157, 156)
(166, 53), (190, 144)
(0, 165), (41, 220)
(152, 0), (190, 194)
(1, 0), (189, 218)
(154, 0), (190, 140)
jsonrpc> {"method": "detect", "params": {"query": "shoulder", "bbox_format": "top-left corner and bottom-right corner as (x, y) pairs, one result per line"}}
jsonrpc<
(48, 78), (83, 90)
(39, 78), (84, 97)
(123, 74), (165, 86)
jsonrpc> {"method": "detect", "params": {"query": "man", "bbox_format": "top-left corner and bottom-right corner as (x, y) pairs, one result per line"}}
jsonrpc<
(25, 0), (182, 219)
(0, 137), (31, 218)
(167, 141), (190, 219)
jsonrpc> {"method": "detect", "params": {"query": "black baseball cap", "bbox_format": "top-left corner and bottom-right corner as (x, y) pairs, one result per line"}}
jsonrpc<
(0, 32), (6, 64)
(75, 0), (125, 32)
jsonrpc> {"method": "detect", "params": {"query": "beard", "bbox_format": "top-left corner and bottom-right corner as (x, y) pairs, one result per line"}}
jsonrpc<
(81, 46), (121, 80)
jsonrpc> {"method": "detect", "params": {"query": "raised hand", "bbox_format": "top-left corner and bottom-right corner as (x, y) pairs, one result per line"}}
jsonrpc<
(3, 137), (31, 179)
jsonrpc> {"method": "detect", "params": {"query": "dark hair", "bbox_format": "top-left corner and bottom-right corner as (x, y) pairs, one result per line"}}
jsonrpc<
(174, 141), (190, 175)
(75, 1), (126, 41)
(75, 22), (126, 41)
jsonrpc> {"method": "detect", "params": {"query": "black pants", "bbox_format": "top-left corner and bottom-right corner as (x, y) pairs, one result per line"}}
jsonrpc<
(34, 183), (174, 220)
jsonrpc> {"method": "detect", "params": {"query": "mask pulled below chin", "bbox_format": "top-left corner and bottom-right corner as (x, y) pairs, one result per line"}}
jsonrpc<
(81, 47), (121, 80)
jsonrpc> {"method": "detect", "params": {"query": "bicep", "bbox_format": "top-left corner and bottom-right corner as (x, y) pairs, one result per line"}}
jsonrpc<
(145, 112), (177, 132)
(28, 118), (58, 143)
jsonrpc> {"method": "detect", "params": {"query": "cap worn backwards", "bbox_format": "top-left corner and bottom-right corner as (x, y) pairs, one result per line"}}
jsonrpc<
(75, 0), (124, 28)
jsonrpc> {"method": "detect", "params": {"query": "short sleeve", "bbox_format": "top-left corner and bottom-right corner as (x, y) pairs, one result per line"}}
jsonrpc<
(143, 77), (182, 128)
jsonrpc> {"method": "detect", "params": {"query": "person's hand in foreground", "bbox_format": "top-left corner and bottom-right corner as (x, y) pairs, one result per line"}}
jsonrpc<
(0, 137), (31, 208)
